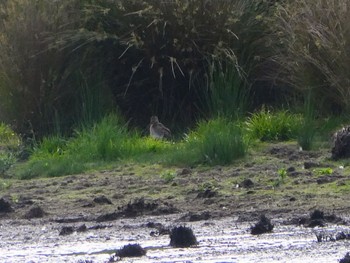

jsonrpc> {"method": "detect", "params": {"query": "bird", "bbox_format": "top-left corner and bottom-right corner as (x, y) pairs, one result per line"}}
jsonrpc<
(149, 116), (171, 139)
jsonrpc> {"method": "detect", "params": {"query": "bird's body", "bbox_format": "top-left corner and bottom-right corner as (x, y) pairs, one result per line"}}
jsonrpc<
(150, 116), (171, 139)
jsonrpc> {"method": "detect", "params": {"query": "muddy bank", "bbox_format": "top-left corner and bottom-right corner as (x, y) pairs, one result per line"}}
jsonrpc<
(1, 214), (350, 262)
(1, 142), (350, 261)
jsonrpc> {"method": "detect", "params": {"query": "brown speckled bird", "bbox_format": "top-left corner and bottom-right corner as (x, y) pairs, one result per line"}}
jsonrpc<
(149, 116), (171, 139)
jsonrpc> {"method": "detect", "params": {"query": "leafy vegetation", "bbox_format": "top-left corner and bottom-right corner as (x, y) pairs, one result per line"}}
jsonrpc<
(245, 108), (302, 142)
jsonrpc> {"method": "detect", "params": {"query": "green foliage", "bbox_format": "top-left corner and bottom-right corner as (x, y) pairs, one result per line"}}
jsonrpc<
(205, 61), (251, 119)
(297, 91), (317, 150)
(0, 123), (21, 174)
(14, 114), (172, 178)
(0, 179), (11, 191)
(188, 118), (248, 165)
(0, 152), (16, 174)
(246, 108), (303, 142)
(160, 170), (177, 184)
(274, 168), (287, 188)
(313, 167), (333, 176)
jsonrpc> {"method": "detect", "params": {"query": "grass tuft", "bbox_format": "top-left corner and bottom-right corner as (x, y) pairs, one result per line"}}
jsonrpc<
(246, 108), (302, 142)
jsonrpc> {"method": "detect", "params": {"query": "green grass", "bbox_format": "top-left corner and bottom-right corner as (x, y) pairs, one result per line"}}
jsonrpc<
(13, 114), (172, 179)
(168, 118), (249, 166)
(9, 110), (346, 179)
(206, 62), (250, 119)
(245, 108), (303, 142)
(0, 123), (21, 174)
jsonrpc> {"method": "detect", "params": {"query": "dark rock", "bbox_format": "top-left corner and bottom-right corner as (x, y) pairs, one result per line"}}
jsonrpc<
(250, 215), (274, 235)
(340, 252), (350, 263)
(332, 126), (350, 160)
(0, 198), (13, 213)
(170, 226), (198, 247)
(115, 243), (146, 258)
(240, 178), (254, 188)
(93, 195), (112, 205)
(59, 226), (74, 236)
(24, 205), (45, 219)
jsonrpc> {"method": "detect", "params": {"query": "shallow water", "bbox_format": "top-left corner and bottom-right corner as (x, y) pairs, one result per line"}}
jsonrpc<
(0, 215), (349, 263)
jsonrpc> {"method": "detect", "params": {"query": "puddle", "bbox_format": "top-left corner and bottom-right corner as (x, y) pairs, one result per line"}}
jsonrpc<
(0, 215), (349, 262)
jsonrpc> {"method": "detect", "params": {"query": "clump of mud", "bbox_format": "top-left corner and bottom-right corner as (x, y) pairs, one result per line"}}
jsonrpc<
(250, 215), (274, 235)
(316, 231), (350, 242)
(331, 126), (350, 160)
(96, 198), (178, 222)
(178, 211), (211, 222)
(0, 198), (13, 213)
(197, 188), (217, 198)
(77, 260), (94, 263)
(93, 195), (112, 205)
(296, 209), (345, 227)
(59, 224), (107, 235)
(170, 226), (198, 247)
(146, 222), (170, 236)
(24, 205), (45, 219)
(340, 252), (350, 263)
(115, 243), (146, 257)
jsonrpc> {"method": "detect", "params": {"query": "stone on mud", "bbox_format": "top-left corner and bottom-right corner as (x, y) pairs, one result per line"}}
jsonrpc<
(250, 215), (274, 235)
(170, 226), (198, 247)
(115, 243), (146, 258)
(0, 198), (13, 213)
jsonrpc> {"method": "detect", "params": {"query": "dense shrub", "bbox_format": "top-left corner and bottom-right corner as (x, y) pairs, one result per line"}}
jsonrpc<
(273, 0), (350, 113)
(0, 0), (114, 137)
(1, 0), (275, 137)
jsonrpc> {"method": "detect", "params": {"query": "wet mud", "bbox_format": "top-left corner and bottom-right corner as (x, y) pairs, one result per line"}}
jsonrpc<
(1, 142), (350, 262)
